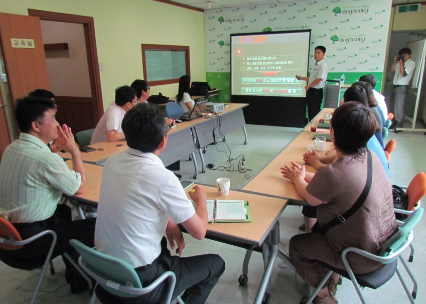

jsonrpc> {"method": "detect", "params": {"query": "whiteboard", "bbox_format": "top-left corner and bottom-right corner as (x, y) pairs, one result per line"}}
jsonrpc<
(406, 39), (426, 88)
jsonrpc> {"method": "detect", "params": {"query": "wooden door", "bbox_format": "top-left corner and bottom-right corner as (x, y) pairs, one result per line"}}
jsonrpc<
(0, 88), (10, 159)
(0, 13), (50, 101)
(0, 12), (50, 157)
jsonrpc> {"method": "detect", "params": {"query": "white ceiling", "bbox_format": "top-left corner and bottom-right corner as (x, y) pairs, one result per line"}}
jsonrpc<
(169, 0), (426, 10)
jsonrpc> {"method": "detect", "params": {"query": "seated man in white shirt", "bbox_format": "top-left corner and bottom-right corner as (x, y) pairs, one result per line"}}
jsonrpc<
(0, 96), (96, 294)
(95, 103), (225, 303)
(91, 85), (137, 144)
(359, 74), (388, 119)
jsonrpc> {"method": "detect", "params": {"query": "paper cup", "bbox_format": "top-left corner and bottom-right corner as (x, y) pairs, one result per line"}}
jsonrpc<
(216, 178), (230, 196)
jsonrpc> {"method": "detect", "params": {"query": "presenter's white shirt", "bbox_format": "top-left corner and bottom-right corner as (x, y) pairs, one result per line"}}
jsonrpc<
(95, 149), (195, 268)
(308, 60), (329, 89)
(393, 59), (415, 86)
(178, 92), (194, 112)
(373, 90), (388, 119)
(91, 103), (125, 144)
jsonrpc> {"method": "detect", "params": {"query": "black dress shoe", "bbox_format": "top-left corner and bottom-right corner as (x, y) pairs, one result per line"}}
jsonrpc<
(389, 120), (398, 131)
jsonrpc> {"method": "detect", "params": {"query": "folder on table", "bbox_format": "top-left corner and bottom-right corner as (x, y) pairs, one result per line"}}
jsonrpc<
(206, 200), (251, 223)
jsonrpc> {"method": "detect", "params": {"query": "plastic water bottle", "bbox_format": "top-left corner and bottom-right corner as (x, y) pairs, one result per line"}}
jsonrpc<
(340, 74), (345, 86)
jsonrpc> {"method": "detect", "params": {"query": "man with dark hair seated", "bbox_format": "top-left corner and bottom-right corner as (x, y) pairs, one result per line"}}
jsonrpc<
(130, 79), (150, 104)
(0, 96), (96, 293)
(91, 85), (137, 144)
(28, 88), (55, 100)
(95, 103), (225, 303)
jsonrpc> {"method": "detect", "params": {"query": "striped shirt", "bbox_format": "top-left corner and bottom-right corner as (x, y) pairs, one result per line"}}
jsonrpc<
(0, 133), (81, 223)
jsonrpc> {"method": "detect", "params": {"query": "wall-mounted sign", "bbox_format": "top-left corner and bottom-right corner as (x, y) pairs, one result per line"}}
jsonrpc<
(11, 38), (35, 49)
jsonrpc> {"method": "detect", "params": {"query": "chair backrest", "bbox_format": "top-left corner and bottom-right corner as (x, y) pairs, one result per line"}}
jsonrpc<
(385, 119), (392, 129)
(384, 139), (397, 154)
(70, 239), (142, 297)
(406, 172), (426, 211)
(324, 81), (341, 108)
(380, 208), (423, 257)
(384, 151), (391, 164)
(75, 128), (95, 148)
(0, 217), (23, 250)
(166, 101), (184, 119)
(382, 126), (389, 139)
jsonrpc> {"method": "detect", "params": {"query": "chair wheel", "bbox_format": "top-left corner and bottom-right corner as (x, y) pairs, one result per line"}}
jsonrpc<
(238, 274), (248, 286)
(262, 293), (271, 304)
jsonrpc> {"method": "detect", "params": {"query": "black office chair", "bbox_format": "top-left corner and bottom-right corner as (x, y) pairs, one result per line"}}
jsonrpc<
(75, 128), (95, 148)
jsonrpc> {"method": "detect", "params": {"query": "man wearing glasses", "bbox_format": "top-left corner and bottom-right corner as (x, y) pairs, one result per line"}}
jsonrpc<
(131, 79), (151, 104)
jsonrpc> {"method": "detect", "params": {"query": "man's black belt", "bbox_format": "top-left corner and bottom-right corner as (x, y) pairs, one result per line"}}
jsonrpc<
(393, 85), (408, 87)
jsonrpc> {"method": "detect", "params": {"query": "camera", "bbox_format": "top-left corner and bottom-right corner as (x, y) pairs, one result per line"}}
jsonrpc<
(397, 55), (404, 61)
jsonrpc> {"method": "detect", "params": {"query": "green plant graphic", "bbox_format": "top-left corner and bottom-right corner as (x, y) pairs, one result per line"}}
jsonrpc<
(218, 41), (225, 47)
(332, 7), (341, 16)
(218, 16), (224, 24)
(330, 35), (339, 44)
(262, 27), (273, 32)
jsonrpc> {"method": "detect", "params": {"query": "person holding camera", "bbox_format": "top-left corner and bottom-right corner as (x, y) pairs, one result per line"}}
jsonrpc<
(390, 47), (416, 132)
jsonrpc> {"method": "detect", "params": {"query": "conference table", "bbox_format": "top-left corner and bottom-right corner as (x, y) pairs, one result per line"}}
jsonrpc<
(242, 128), (333, 202)
(64, 160), (287, 304)
(58, 103), (249, 179)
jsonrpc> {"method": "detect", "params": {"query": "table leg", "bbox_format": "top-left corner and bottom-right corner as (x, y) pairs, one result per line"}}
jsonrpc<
(192, 127), (206, 173)
(190, 152), (198, 179)
(198, 148), (206, 173)
(238, 248), (254, 286)
(254, 222), (280, 304)
(243, 125), (248, 145)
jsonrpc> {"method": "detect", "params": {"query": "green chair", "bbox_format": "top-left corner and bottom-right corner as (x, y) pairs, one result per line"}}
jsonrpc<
(70, 239), (184, 304)
(302, 208), (423, 304)
(75, 128), (95, 148)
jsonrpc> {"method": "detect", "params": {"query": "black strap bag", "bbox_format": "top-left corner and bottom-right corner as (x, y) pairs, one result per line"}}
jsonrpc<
(311, 150), (372, 234)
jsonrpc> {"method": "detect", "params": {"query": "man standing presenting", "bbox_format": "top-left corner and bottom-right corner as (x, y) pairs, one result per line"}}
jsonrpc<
(296, 46), (329, 121)
(0, 96), (95, 293)
(95, 103), (225, 303)
(390, 47), (415, 132)
(91, 85), (137, 144)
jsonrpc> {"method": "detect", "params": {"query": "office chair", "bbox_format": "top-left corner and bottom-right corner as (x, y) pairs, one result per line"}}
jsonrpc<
(302, 208), (423, 304)
(166, 101), (184, 119)
(0, 218), (57, 304)
(394, 172), (426, 262)
(75, 128), (95, 148)
(70, 239), (184, 304)
(323, 80), (341, 108)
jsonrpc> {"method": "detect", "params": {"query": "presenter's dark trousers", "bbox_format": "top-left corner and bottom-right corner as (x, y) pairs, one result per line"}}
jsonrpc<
(123, 237), (225, 304)
(307, 87), (324, 121)
(1, 204), (96, 292)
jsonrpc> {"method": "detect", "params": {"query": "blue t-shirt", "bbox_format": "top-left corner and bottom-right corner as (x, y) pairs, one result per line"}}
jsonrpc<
(367, 136), (389, 177)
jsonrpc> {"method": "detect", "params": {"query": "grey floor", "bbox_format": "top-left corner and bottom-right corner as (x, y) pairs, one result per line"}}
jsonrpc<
(1, 124), (425, 304)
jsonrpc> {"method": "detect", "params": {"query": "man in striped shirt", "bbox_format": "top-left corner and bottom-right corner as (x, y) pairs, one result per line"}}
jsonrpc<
(0, 96), (95, 293)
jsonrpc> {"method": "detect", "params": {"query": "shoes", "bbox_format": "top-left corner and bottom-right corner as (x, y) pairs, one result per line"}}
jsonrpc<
(313, 295), (338, 304)
(299, 224), (306, 231)
(389, 120), (399, 132)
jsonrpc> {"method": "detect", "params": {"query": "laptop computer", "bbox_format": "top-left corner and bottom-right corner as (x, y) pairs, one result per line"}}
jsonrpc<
(180, 100), (207, 121)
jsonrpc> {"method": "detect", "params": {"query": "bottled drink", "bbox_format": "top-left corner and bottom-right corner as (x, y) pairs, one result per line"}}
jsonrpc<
(340, 74), (345, 86)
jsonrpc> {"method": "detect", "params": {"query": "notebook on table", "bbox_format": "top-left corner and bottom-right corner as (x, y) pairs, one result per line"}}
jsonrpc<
(206, 200), (251, 223)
